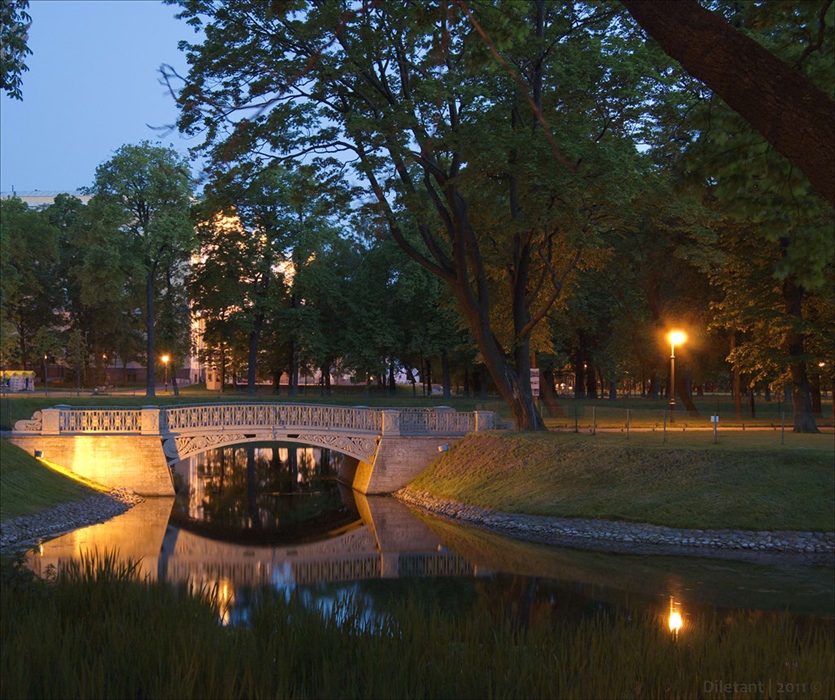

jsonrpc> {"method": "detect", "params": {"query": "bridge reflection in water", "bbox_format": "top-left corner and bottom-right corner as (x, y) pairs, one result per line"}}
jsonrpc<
(28, 441), (486, 594)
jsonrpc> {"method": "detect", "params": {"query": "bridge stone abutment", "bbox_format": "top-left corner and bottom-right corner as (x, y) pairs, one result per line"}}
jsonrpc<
(7, 404), (497, 497)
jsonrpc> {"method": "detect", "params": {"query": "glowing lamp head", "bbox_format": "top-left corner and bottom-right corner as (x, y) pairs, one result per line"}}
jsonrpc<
(162, 355), (170, 364)
(668, 330), (687, 347)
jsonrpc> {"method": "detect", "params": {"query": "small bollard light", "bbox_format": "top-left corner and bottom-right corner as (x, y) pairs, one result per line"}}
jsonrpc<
(34, 450), (43, 458)
(438, 445), (449, 452)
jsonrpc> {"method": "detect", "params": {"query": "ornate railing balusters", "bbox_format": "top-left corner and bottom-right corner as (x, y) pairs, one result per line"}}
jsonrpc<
(15, 403), (490, 438)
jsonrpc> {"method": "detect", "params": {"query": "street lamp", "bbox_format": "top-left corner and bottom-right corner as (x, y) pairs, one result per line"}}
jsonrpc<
(44, 354), (48, 398)
(668, 330), (687, 423)
(162, 354), (170, 393)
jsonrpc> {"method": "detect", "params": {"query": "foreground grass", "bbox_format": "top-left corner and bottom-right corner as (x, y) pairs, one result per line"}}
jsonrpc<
(1, 553), (832, 700)
(0, 440), (98, 521)
(409, 432), (835, 531)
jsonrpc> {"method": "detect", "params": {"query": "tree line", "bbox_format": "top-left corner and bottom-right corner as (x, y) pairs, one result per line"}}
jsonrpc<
(1, 1), (832, 432)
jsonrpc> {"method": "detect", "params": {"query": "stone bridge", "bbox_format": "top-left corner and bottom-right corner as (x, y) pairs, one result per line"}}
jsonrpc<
(8, 403), (496, 496)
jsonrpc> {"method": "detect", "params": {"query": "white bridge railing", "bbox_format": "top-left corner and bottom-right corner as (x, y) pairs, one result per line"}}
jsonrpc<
(13, 403), (495, 438)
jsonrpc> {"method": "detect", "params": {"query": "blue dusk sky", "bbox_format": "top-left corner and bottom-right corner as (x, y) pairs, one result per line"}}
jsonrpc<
(1, 0), (200, 194)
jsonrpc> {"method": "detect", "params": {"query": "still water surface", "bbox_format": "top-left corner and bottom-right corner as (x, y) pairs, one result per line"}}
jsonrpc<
(28, 442), (835, 629)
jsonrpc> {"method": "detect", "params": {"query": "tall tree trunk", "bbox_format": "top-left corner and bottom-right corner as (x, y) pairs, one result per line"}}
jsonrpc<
(219, 346), (226, 393)
(247, 314), (264, 396)
(463, 366), (470, 398)
(676, 372), (699, 414)
(811, 372), (822, 415)
(574, 351), (585, 399)
(783, 272), (819, 433)
(145, 268), (156, 398)
(441, 348), (451, 399)
(585, 360), (597, 399)
(272, 370), (282, 395)
(289, 342), (299, 397)
(730, 332), (742, 418)
(648, 371), (660, 400)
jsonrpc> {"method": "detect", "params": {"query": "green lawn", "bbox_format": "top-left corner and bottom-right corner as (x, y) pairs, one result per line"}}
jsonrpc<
(2, 386), (831, 432)
(409, 431), (835, 531)
(0, 440), (98, 521)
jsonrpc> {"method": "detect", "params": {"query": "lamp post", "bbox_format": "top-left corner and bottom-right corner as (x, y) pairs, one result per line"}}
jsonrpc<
(668, 330), (687, 423)
(44, 354), (48, 398)
(162, 355), (170, 393)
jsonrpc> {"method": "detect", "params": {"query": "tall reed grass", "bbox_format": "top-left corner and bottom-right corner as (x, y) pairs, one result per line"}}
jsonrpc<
(2, 552), (832, 699)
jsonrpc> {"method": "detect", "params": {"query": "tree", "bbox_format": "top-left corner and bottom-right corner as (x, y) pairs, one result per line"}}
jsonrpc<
(192, 163), (343, 395)
(1, 0), (31, 100)
(90, 141), (194, 397)
(620, 0), (835, 207)
(167, 0), (656, 429)
(0, 196), (60, 369)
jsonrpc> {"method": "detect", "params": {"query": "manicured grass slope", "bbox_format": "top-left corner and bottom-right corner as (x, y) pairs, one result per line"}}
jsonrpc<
(0, 440), (97, 521)
(409, 432), (835, 531)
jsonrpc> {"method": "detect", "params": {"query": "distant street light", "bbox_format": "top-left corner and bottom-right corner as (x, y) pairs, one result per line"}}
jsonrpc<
(162, 355), (170, 393)
(668, 330), (687, 423)
(44, 354), (49, 398)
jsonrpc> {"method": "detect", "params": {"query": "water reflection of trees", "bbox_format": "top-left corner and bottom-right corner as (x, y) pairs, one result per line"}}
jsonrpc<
(172, 443), (354, 543)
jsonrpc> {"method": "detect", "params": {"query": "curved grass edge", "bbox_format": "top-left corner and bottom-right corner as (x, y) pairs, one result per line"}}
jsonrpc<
(407, 431), (835, 532)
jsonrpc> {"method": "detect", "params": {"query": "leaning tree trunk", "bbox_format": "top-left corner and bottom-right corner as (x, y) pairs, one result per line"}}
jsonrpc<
(621, 0), (835, 206)
(540, 368), (566, 418)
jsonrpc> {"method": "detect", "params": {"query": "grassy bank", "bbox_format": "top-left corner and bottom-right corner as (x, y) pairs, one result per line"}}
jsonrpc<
(409, 431), (835, 531)
(0, 440), (98, 521)
(1, 554), (832, 700)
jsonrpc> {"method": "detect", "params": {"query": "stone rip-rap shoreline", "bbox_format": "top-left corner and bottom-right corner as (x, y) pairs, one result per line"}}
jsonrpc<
(396, 488), (835, 559)
(0, 489), (144, 551)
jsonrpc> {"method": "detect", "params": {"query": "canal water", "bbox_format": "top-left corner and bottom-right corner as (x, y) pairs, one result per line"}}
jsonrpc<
(26, 442), (835, 630)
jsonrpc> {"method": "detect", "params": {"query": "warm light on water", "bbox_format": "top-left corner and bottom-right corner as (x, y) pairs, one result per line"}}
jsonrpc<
(668, 598), (683, 636)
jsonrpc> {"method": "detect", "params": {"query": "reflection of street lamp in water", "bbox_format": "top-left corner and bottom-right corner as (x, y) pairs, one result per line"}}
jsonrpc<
(162, 355), (170, 393)
(668, 597), (683, 641)
(668, 330), (687, 423)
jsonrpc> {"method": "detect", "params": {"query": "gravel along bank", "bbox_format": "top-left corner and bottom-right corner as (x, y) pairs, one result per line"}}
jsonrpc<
(0, 488), (144, 552)
(397, 488), (835, 563)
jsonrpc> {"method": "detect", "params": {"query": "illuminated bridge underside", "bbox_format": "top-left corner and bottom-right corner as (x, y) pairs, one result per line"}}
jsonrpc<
(165, 430), (379, 464)
(8, 403), (497, 496)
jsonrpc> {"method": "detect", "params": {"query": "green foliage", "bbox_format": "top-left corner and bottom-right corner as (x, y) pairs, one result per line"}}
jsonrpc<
(0, 0), (31, 99)
(0, 196), (61, 369)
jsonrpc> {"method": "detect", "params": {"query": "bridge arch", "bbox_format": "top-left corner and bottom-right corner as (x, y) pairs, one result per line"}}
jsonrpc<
(162, 430), (378, 465)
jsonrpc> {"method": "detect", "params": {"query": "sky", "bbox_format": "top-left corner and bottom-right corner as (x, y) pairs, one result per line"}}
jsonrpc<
(0, 0), (200, 194)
